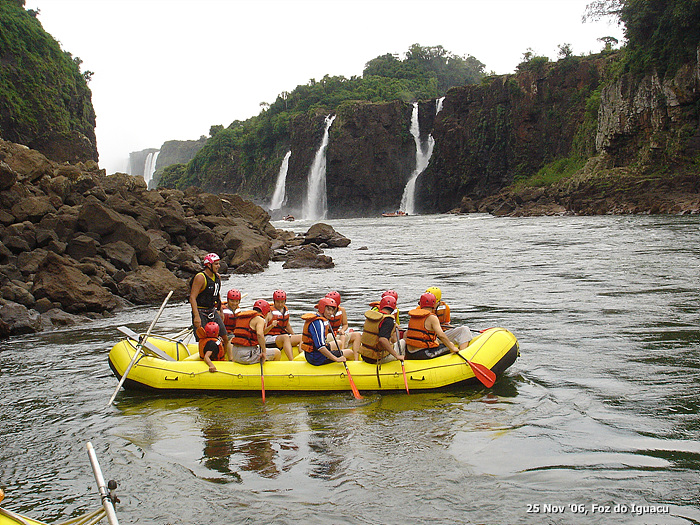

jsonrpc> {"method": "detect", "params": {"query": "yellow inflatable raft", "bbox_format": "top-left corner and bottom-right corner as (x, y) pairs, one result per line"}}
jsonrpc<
(108, 327), (519, 394)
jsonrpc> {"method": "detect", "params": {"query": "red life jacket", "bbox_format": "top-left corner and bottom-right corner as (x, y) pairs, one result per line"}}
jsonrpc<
(197, 326), (225, 360)
(267, 307), (290, 336)
(231, 310), (263, 347)
(300, 313), (327, 353)
(404, 308), (439, 349)
(327, 308), (344, 332)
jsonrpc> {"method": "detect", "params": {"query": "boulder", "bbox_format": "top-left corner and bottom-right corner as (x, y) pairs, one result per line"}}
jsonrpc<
(101, 240), (138, 271)
(0, 160), (18, 190)
(32, 252), (118, 313)
(282, 244), (334, 269)
(11, 195), (57, 222)
(116, 261), (189, 304)
(303, 223), (351, 248)
(0, 299), (42, 335)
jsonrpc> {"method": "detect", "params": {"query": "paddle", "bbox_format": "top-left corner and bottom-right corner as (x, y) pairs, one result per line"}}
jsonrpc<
(395, 326), (409, 394)
(86, 442), (120, 525)
(329, 328), (362, 399)
(456, 352), (496, 388)
(260, 359), (266, 403)
(108, 290), (173, 406)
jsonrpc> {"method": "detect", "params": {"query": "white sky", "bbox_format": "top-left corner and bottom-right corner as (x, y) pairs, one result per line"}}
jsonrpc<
(31, 0), (624, 175)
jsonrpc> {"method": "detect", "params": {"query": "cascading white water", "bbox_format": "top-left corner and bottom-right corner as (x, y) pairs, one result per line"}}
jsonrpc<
(436, 96), (445, 114)
(303, 115), (335, 220)
(399, 103), (434, 215)
(270, 150), (292, 210)
(143, 151), (160, 189)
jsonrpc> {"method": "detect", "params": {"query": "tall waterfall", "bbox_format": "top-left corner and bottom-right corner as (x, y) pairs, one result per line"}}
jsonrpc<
(143, 151), (160, 189)
(270, 150), (292, 210)
(399, 103), (435, 215)
(303, 114), (335, 220)
(436, 96), (445, 114)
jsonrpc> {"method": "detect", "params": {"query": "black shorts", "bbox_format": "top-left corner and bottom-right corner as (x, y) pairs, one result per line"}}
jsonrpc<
(405, 344), (450, 360)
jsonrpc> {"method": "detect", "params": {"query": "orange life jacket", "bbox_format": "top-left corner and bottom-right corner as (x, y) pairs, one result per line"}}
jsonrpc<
(300, 313), (327, 353)
(436, 302), (451, 326)
(359, 310), (392, 361)
(404, 308), (439, 349)
(222, 307), (240, 334)
(267, 307), (290, 336)
(327, 308), (344, 332)
(230, 310), (263, 347)
(196, 327), (225, 360)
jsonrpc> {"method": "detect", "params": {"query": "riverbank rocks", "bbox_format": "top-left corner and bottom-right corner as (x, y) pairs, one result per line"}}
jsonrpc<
(0, 139), (351, 338)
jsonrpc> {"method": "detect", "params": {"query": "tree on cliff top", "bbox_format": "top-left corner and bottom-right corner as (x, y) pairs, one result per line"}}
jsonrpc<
(585, 0), (700, 76)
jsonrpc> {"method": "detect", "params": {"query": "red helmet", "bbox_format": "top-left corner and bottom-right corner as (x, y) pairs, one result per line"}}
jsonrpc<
(272, 289), (286, 301)
(253, 299), (271, 316)
(379, 295), (397, 311)
(382, 289), (398, 300)
(203, 253), (220, 266)
(317, 297), (337, 312)
(204, 322), (219, 338)
(227, 289), (241, 301)
(325, 291), (341, 305)
(419, 292), (437, 309)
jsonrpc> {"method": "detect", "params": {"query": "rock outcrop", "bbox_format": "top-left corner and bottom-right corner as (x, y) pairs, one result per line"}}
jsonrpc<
(0, 140), (350, 338)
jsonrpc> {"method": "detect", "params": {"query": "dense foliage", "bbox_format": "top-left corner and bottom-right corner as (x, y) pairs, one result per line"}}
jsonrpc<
(586, 0), (700, 76)
(164, 44), (485, 191)
(0, 0), (95, 148)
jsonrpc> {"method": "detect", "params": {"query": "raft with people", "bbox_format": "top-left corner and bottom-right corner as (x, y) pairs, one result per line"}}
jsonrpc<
(107, 325), (519, 394)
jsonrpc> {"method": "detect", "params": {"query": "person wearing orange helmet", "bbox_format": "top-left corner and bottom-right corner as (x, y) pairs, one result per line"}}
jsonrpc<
(189, 253), (229, 356)
(300, 297), (354, 366)
(404, 292), (461, 360)
(229, 299), (281, 364)
(358, 294), (404, 364)
(264, 289), (301, 360)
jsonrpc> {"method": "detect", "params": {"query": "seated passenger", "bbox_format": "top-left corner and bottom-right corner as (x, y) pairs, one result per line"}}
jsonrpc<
(301, 297), (354, 366)
(230, 299), (281, 364)
(325, 291), (360, 359)
(222, 289), (242, 337)
(265, 289), (301, 360)
(358, 295), (404, 364)
(425, 286), (472, 348)
(197, 321), (226, 373)
(404, 292), (461, 360)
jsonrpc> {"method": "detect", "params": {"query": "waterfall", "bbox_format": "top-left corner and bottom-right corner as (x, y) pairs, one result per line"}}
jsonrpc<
(270, 150), (292, 210)
(399, 103), (435, 215)
(143, 151), (160, 189)
(436, 96), (445, 114)
(303, 114), (335, 220)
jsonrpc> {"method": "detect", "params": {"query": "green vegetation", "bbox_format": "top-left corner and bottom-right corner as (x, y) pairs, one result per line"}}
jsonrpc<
(0, 0), (95, 148)
(513, 156), (587, 188)
(164, 44), (485, 191)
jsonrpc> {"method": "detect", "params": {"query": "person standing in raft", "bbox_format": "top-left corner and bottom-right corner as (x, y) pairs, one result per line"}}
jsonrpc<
(425, 286), (472, 348)
(404, 292), (463, 360)
(198, 321), (226, 373)
(230, 299), (281, 364)
(222, 289), (242, 337)
(264, 289), (301, 361)
(301, 297), (354, 366)
(358, 294), (404, 364)
(189, 253), (229, 356)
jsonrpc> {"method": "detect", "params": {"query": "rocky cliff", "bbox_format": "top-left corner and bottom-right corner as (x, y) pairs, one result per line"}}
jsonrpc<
(0, 1), (98, 164)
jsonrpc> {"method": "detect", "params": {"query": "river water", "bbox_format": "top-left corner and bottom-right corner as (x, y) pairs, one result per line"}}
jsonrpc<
(1, 214), (699, 525)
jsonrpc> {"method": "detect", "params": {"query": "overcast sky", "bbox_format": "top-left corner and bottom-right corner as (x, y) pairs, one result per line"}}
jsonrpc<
(31, 0), (624, 175)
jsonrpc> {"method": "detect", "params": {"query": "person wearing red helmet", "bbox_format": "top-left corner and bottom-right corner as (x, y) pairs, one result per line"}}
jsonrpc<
(189, 252), (228, 356)
(264, 289), (301, 360)
(230, 299), (281, 364)
(222, 289), (243, 336)
(300, 297), (354, 366)
(404, 292), (460, 360)
(197, 321), (226, 373)
(358, 295), (404, 364)
(324, 291), (360, 359)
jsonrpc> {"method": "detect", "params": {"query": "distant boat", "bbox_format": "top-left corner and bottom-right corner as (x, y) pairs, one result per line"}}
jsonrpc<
(283, 215), (295, 222)
(382, 210), (408, 217)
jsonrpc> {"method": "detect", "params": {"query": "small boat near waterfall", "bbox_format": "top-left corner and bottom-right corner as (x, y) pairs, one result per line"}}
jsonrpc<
(382, 211), (409, 217)
(107, 327), (519, 394)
